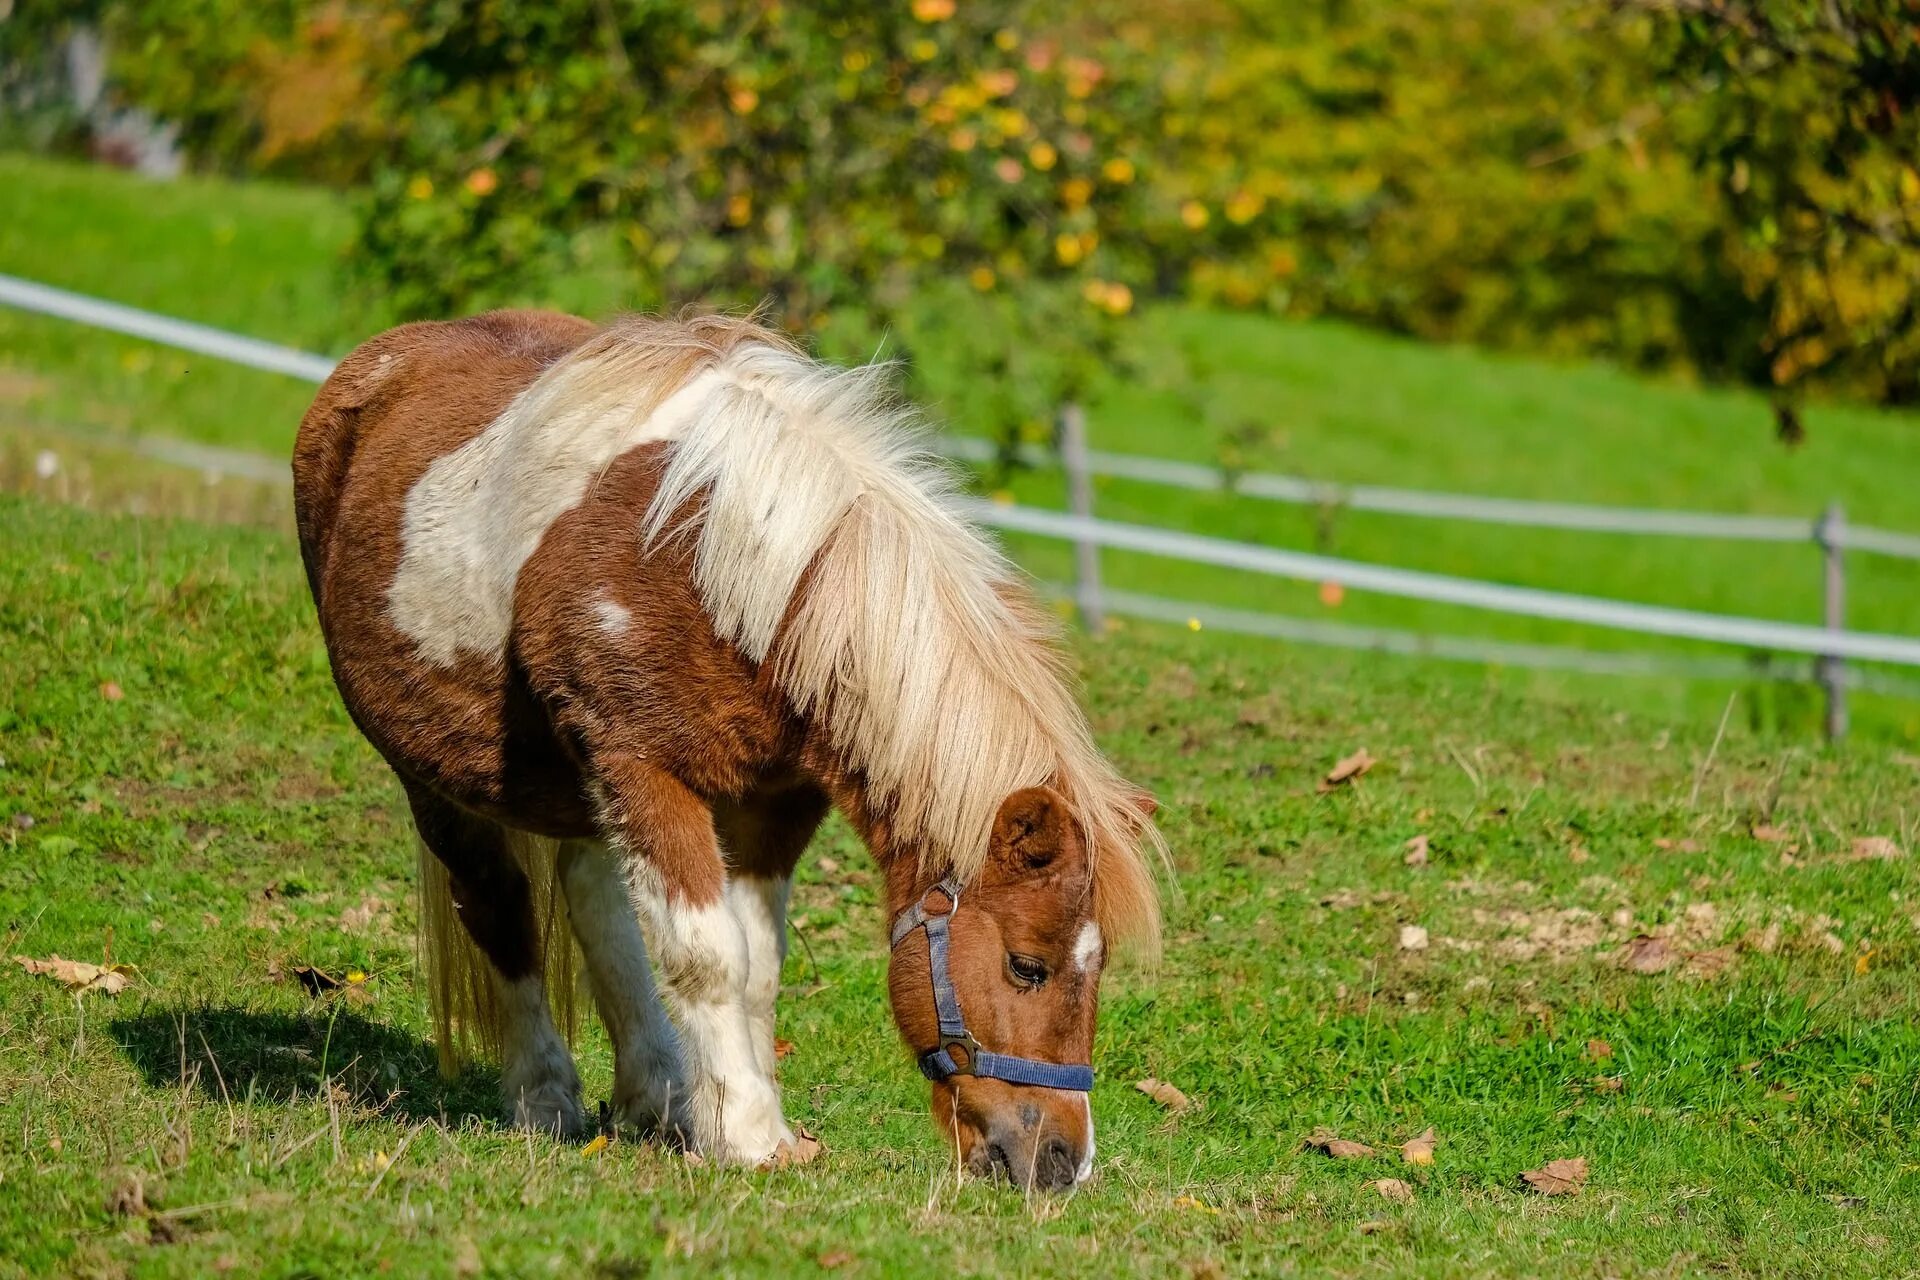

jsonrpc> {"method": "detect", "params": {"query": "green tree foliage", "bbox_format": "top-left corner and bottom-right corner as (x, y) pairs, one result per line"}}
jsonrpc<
(1630, 0), (1920, 436)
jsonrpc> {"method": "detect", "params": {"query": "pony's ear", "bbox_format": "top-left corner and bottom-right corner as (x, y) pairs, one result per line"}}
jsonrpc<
(988, 786), (1076, 875)
(1129, 790), (1158, 820)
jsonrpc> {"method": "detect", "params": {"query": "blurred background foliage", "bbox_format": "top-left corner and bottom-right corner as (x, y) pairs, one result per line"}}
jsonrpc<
(3, 0), (1915, 444)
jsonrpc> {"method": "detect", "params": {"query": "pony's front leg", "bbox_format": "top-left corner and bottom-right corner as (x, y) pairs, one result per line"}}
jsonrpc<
(716, 790), (828, 1081)
(593, 756), (795, 1165)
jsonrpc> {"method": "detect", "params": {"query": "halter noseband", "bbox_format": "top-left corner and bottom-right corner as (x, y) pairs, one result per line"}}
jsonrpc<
(888, 876), (1095, 1093)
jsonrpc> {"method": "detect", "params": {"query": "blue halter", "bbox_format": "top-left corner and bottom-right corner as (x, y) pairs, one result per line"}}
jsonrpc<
(888, 877), (1095, 1093)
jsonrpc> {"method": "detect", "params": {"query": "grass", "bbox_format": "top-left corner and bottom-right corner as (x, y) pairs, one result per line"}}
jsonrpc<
(5, 494), (1920, 1278)
(5, 151), (1920, 739)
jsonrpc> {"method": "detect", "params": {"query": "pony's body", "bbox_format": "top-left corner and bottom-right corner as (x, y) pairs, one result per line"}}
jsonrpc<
(293, 311), (1160, 1186)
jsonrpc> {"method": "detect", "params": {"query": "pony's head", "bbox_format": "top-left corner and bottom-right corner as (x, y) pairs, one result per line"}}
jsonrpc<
(886, 785), (1152, 1191)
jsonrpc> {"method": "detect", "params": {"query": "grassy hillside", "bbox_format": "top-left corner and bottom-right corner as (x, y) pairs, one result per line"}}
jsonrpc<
(4, 496), (1919, 1277)
(4, 152), (1920, 741)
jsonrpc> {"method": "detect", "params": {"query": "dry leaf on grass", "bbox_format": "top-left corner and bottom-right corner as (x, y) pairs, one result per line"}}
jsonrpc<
(1304, 1128), (1376, 1159)
(1318, 749), (1375, 793)
(1521, 1156), (1588, 1196)
(1751, 823), (1790, 843)
(1403, 835), (1430, 868)
(1172, 1195), (1221, 1215)
(769, 1128), (824, 1168)
(99, 681), (124, 702)
(774, 1037), (797, 1061)
(1398, 1128), (1437, 1165)
(1618, 935), (1675, 974)
(1136, 1078), (1193, 1113)
(1585, 1039), (1613, 1061)
(1370, 1177), (1414, 1204)
(14, 954), (134, 995)
(818, 1251), (855, 1270)
(1592, 1076), (1624, 1093)
(1849, 836), (1903, 862)
(1398, 925), (1429, 952)
(581, 1133), (609, 1157)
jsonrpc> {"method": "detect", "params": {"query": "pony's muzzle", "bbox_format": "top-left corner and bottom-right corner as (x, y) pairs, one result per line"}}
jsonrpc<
(970, 1122), (1085, 1192)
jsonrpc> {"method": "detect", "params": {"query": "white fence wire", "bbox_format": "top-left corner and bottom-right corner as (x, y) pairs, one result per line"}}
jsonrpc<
(6, 270), (1920, 725)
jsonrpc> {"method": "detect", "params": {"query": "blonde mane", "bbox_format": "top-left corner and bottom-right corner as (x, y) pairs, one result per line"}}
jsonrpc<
(591, 316), (1165, 952)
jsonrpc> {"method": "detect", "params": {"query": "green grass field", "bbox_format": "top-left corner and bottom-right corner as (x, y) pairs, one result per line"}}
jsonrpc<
(5, 495), (1920, 1277)
(7, 152), (1920, 1276)
(5, 153), (1920, 741)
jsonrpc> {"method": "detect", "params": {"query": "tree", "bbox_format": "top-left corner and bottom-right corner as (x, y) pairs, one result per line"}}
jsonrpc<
(1630, 0), (1920, 439)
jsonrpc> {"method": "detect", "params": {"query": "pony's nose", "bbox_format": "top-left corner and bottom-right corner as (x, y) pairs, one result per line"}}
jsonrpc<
(983, 1130), (1081, 1191)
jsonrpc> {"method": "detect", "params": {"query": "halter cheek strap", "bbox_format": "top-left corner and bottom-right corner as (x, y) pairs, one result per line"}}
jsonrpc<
(888, 877), (1095, 1093)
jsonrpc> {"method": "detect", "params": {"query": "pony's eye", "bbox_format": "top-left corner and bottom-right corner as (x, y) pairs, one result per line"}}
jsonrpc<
(1007, 954), (1049, 987)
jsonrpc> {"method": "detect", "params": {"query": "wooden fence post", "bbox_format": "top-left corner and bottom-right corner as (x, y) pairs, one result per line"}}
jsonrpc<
(1816, 502), (1847, 741)
(1057, 401), (1104, 634)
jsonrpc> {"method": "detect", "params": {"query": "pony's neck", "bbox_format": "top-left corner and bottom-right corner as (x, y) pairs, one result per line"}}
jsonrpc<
(809, 760), (950, 923)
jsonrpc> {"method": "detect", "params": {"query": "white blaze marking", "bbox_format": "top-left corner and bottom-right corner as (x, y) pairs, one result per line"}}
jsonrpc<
(1072, 920), (1103, 973)
(1075, 1090), (1096, 1183)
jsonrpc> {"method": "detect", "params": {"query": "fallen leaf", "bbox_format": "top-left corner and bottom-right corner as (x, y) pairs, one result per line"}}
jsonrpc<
(1592, 1076), (1624, 1093)
(1751, 824), (1789, 843)
(581, 1133), (609, 1157)
(817, 857), (842, 874)
(1370, 1177), (1414, 1204)
(1398, 1128), (1436, 1165)
(1172, 1195), (1221, 1215)
(1136, 1078), (1192, 1113)
(1356, 1220), (1387, 1235)
(774, 1037), (797, 1061)
(1855, 948), (1874, 976)
(289, 965), (341, 995)
(1318, 749), (1375, 793)
(14, 954), (133, 995)
(818, 1250), (855, 1270)
(1619, 935), (1675, 975)
(1849, 836), (1903, 862)
(1403, 835), (1429, 868)
(99, 681), (124, 702)
(1585, 1039), (1613, 1061)
(769, 1127), (824, 1167)
(1398, 925), (1429, 952)
(1521, 1156), (1588, 1196)
(1304, 1128), (1376, 1159)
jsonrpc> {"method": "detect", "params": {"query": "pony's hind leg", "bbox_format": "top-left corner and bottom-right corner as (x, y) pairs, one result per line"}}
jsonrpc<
(557, 838), (688, 1138)
(407, 786), (585, 1137)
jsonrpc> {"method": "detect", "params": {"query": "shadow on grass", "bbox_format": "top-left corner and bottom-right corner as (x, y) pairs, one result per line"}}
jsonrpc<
(107, 1005), (503, 1126)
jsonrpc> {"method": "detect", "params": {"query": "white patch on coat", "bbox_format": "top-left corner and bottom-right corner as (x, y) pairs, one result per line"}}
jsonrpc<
(497, 974), (585, 1136)
(591, 597), (632, 637)
(387, 364), (722, 666)
(725, 874), (791, 1080)
(559, 839), (684, 1133)
(1072, 920), (1103, 973)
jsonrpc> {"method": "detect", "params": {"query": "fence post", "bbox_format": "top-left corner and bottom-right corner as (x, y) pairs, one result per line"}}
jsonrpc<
(1816, 502), (1847, 741)
(1057, 401), (1105, 634)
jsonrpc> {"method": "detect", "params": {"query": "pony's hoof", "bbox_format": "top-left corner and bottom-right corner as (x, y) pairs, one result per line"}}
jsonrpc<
(511, 1087), (588, 1139)
(612, 1077), (692, 1145)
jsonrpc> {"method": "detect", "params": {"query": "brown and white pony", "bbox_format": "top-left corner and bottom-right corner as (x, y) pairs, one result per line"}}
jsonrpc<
(291, 311), (1162, 1189)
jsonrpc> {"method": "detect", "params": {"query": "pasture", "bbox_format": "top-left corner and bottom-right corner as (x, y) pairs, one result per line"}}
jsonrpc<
(3, 152), (1920, 1276)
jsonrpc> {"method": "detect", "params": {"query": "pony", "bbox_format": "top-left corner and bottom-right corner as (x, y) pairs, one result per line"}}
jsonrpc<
(291, 310), (1163, 1190)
